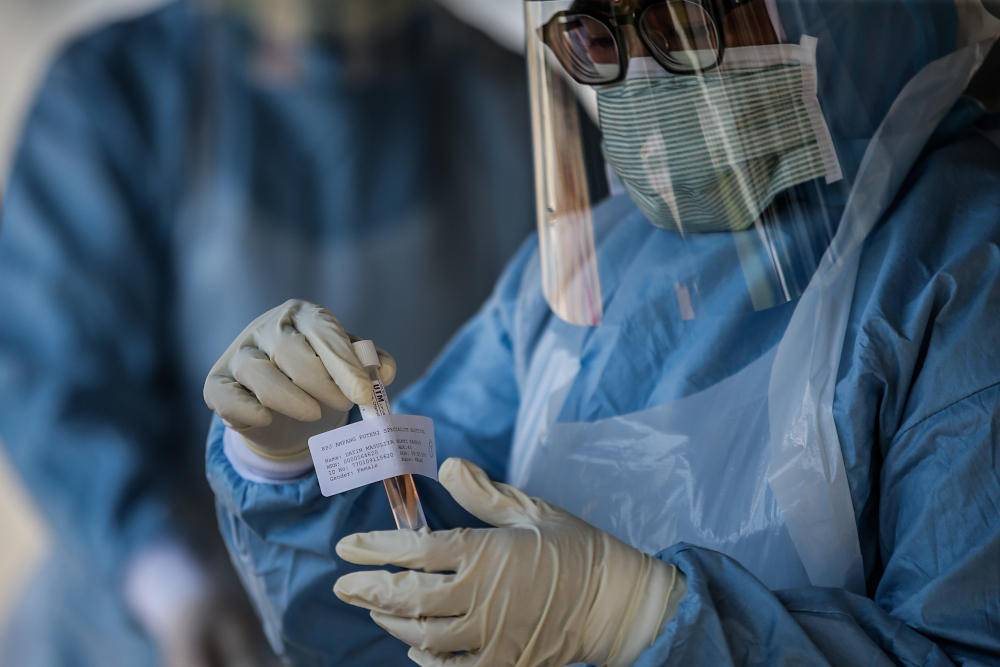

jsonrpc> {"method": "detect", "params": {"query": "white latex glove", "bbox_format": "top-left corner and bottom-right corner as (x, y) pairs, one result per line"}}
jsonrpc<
(204, 299), (395, 458)
(334, 458), (687, 667)
(125, 543), (270, 667)
(156, 595), (264, 667)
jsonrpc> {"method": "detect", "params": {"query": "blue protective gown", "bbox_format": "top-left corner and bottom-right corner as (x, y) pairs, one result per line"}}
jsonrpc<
(0, 2), (534, 665)
(206, 100), (1000, 665)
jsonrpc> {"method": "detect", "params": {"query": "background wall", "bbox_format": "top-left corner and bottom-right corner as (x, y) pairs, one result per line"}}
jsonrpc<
(0, 0), (165, 629)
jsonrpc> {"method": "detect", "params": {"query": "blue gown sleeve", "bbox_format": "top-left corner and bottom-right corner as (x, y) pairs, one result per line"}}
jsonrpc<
(635, 127), (1000, 667)
(0, 13), (193, 587)
(207, 239), (534, 665)
(643, 384), (1000, 666)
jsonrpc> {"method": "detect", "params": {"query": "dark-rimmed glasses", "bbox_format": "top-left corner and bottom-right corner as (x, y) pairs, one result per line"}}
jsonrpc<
(541, 0), (751, 85)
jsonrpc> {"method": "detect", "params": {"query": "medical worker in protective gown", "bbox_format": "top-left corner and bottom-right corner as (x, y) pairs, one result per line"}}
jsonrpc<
(203, 0), (1000, 664)
(0, 0), (534, 665)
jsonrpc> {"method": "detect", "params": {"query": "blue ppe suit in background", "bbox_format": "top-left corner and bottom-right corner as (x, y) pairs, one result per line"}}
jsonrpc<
(0, 1), (535, 665)
(208, 102), (1000, 666)
(204, 0), (1000, 661)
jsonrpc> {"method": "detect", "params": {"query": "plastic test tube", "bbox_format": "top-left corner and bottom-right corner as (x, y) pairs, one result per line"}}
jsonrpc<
(352, 340), (428, 531)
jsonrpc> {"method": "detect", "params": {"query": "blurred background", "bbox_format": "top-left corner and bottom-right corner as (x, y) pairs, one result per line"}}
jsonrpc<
(0, 0), (167, 184)
(0, 0), (167, 629)
(0, 0), (532, 665)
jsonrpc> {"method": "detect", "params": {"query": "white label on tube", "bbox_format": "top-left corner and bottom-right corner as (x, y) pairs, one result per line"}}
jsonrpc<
(307, 414), (438, 497)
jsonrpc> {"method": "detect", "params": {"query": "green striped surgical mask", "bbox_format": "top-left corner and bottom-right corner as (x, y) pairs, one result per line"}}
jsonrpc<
(596, 36), (841, 234)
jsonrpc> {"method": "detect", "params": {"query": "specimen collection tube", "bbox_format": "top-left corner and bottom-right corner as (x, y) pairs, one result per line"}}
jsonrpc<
(352, 340), (428, 531)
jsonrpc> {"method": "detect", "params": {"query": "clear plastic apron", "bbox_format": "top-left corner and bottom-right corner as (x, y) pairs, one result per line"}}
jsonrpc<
(507, 26), (997, 597)
(513, 334), (810, 590)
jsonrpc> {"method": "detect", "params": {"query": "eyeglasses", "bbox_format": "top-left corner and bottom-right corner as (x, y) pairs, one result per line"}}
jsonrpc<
(541, 0), (751, 85)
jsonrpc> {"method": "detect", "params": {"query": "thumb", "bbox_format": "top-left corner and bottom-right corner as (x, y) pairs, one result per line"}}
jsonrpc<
(438, 458), (539, 528)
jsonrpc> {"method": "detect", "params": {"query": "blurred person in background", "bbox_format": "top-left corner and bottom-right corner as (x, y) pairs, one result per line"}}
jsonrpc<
(0, 0), (534, 665)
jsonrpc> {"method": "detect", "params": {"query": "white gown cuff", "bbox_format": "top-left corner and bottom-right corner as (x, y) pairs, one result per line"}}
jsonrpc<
(223, 426), (314, 483)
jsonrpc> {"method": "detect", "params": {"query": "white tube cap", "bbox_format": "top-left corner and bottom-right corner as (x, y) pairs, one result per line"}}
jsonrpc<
(352, 340), (381, 369)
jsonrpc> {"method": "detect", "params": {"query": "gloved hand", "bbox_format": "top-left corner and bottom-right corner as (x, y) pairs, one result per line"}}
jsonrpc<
(125, 541), (276, 667)
(334, 458), (687, 667)
(156, 593), (265, 667)
(203, 299), (395, 457)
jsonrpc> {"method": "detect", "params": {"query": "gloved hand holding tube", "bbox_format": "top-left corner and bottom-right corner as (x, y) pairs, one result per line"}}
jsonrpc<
(204, 299), (427, 530)
(206, 300), (687, 665)
(204, 299), (396, 480)
(335, 458), (687, 667)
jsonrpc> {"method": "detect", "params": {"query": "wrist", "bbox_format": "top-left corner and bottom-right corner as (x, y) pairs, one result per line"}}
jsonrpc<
(223, 426), (315, 483)
(605, 555), (686, 667)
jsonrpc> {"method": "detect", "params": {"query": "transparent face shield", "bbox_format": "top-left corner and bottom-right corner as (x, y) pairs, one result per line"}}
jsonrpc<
(526, 0), (849, 325)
